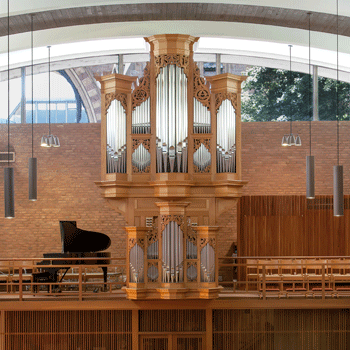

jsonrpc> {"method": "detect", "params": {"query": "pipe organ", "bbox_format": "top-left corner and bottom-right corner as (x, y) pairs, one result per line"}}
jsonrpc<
(96, 34), (247, 299)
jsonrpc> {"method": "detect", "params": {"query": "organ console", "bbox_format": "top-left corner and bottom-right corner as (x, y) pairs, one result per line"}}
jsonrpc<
(95, 34), (247, 299)
(35, 221), (111, 291)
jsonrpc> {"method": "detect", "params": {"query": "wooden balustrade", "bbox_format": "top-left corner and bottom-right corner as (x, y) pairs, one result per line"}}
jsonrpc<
(1, 256), (350, 300)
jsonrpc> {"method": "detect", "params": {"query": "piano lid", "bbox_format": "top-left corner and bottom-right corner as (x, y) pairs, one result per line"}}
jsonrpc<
(60, 221), (111, 253)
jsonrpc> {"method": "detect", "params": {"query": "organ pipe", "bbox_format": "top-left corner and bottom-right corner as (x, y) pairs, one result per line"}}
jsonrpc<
(156, 65), (188, 173)
(193, 98), (211, 133)
(129, 244), (144, 283)
(132, 144), (151, 172)
(162, 222), (184, 283)
(106, 99), (127, 173)
(216, 99), (236, 173)
(132, 98), (150, 134)
(200, 244), (215, 282)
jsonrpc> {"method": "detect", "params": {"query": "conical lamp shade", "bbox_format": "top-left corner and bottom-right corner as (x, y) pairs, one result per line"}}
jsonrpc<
(281, 135), (289, 146)
(4, 167), (14, 218)
(306, 155), (315, 199)
(295, 135), (302, 146)
(288, 134), (295, 146)
(333, 165), (344, 217)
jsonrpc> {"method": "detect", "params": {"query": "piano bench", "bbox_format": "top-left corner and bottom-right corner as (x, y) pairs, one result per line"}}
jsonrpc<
(32, 271), (52, 293)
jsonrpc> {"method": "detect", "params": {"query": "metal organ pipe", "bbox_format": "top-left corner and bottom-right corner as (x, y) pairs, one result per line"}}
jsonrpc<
(193, 98), (211, 133)
(156, 65), (188, 173)
(161, 222), (184, 283)
(106, 99), (127, 173)
(129, 244), (144, 283)
(132, 98), (150, 134)
(216, 99), (236, 173)
(200, 244), (215, 282)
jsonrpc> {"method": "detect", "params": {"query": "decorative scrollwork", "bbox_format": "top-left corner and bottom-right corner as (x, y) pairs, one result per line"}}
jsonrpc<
(193, 138), (211, 173)
(154, 54), (189, 77)
(193, 64), (211, 109)
(132, 165), (150, 174)
(137, 238), (145, 249)
(200, 237), (216, 250)
(215, 92), (237, 112)
(129, 238), (136, 250)
(129, 237), (145, 250)
(193, 138), (210, 152)
(160, 215), (185, 232)
(194, 165), (211, 174)
(186, 225), (197, 245)
(105, 92), (127, 112)
(132, 62), (151, 110)
(132, 138), (151, 151)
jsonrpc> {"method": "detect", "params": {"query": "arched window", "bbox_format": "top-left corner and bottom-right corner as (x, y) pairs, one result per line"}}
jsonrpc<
(0, 71), (88, 124)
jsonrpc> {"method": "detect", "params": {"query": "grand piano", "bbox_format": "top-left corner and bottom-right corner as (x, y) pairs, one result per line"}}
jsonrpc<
(34, 221), (111, 291)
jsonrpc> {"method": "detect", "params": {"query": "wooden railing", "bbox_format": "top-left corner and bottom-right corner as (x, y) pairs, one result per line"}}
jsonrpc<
(0, 257), (126, 301)
(219, 256), (350, 299)
(2, 256), (350, 301)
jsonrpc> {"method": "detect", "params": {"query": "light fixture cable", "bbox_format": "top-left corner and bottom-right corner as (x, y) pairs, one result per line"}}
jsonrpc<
(31, 15), (34, 158)
(29, 13), (37, 201)
(7, 0), (9, 166)
(48, 45), (51, 137)
(333, 0), (343, 216)
(308, 12), (312, 156)
(289, 44), (293, 137)
(336, 0), (339, 166)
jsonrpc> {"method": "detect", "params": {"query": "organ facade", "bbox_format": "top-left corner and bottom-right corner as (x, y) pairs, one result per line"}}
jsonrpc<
(96, 34), (247, 299)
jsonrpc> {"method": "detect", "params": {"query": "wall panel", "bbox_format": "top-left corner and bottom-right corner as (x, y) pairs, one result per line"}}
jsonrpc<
(239, 195), (350, 257)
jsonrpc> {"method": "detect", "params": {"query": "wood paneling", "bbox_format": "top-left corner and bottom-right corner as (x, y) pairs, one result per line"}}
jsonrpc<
(213, 309), (350, 350)
(2, 306), (350, 350)
(5, 310), (132, 350)
(238, 195), (350, 257)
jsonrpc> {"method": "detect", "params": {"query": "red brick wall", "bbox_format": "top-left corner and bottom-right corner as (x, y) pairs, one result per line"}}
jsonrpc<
(0, 121), (344, 258)
(242, 121), (346, 196)
(0, 123), (126, 259)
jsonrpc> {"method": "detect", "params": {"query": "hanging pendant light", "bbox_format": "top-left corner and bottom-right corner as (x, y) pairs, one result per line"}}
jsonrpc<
(333, 0), (343, 217)
(288, 45), (296, 146)
(4, 0), (14, 218)
(29, 14), (37, 201)
(306, 12), (315, 199)
(41, 46), (60, 148)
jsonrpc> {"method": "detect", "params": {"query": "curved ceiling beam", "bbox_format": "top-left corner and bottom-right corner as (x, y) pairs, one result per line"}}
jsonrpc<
(1, 3), (349, 38)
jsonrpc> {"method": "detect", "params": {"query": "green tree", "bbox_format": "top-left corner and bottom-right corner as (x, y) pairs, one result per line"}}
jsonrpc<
(242, 67), (350, 122)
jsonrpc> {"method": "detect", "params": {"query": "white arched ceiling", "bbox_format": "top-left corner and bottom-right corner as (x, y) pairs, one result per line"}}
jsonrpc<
(1, 1), (350, 17)
(0, 1), (349, 79)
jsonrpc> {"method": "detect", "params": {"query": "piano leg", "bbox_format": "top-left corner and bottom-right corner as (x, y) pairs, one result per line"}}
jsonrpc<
(102, 266), (108, 291)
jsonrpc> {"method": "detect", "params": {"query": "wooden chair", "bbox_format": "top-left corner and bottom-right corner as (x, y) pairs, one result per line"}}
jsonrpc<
(280, 259), (306, 292)
(246, 259), (258, 290)
(304, 259), (331, 291)
(257, 259), (282, 291)
(330, 259), (350, 292)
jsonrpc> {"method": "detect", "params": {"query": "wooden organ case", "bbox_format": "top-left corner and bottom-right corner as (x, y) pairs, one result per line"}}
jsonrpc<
(96, 34), (247, 299)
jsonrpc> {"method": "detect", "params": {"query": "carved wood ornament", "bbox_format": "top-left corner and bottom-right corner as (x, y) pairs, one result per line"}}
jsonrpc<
(215, 92), (238, 112)
(132, 138), (151, 151)
(186, 225), (197, 245)
(200, 237), (216, 250)
(132, 62), (151, 110)
(160, 215), (185, 232)
(154, 54), (190, 77)
(129, 237), (145, 250)
(193, 138), (211, 173)
(193, 64), (211, 109)
(105, 92), (127, 112)
(193, 138), (210, 152)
